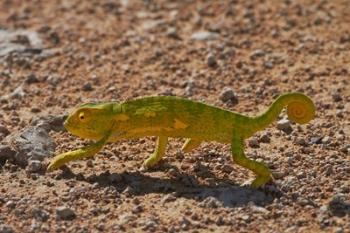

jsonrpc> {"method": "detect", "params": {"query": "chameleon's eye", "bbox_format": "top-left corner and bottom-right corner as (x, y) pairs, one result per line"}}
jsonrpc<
(78, 112), (86, 121)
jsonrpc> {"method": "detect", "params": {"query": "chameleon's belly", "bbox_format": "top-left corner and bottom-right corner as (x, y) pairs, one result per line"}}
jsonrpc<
(109, 119), (233, 143)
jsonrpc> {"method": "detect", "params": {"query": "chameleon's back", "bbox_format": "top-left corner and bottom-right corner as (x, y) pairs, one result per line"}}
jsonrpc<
(117, 96), (248, 143)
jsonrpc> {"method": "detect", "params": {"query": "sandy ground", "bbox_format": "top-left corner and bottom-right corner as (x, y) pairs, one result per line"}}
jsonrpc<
(0, 0), (349, 232)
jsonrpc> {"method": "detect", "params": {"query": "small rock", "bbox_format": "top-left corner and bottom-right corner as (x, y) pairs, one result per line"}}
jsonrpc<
(10, 85), (26, 99)
(0, 224), (14, 233)
(25, 74), (39, 84)
(295, 137), (306, 146)
(206, 53), (217, 67)
(184, 79), (195, 96)
(179, 216), (191, 230)
(219, 87), (238, 104)
(248, 137), (259, 148)
(27, 160), (42, 173)
(250, 49), (266, 59)
(166, 27), (179, 39)
(56, 206), (76, 220)
(221, 164), (233, 173)
(328, 194), (350, 217)
(5, 200), (15, 209)
(46, 75), (60, 85)
(199, 196), (221, 208)
(0, 144), (16, 163)
(259, 133), (271, 143)
(82, 83), (93, 92)
(310, 136), (323, 144)
(332, 92), (342, 102)
(0, 124), (10, 136)
(190, 31), (219, 41)
(277, 119), (292, 134)
(161, 193), (177, 204)
(264, 61), (274, 69)
(118, 214), (136, 225)
(31, 207), (49, 222)
(321, 136), (331, 145)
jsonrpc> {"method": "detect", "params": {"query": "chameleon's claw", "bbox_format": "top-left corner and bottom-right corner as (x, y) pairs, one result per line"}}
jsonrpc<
(46, 154), (67, 171)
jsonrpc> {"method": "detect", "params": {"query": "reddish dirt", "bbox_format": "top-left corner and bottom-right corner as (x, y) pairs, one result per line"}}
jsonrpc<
(0, 1), (349, 233)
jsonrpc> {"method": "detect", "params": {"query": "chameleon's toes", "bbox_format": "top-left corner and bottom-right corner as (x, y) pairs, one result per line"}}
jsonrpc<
(251, 176), (272, 188)
(143, 155), (160, 169)
(47, 161), (59, 172)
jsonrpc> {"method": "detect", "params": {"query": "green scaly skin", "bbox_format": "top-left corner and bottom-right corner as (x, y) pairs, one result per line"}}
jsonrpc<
(47, 92), (316, 188)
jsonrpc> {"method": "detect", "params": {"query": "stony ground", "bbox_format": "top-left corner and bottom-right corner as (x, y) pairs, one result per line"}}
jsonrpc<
(0, 0), (349, 232)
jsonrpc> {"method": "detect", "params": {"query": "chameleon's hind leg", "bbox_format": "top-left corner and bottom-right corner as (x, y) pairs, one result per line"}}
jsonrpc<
(231, 133), (272, 188)
(143, 136), (168, 168)
(181, 139), (201, 153)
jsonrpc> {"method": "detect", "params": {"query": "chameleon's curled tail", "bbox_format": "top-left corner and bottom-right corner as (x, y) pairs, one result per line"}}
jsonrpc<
(251, 92), (315, 131)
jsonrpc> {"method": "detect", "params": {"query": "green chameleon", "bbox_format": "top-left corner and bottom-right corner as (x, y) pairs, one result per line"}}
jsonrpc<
(47, 92), (315, 188)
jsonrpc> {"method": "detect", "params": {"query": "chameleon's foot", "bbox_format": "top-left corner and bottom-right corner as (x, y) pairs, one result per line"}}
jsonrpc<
(143, 153), (161, 168)
(47, 154), (67, 172)
(143, 136), (168, 169)
(251, 175), (272, 188)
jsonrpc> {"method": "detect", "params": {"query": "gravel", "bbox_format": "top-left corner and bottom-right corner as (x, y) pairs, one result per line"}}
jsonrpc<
(56, 206), (76, 220)
(26, 160), (42, 173)
(219, 87), (238, 104)
(0, 1), (349, 232)
(0, 224), (14, 233)
(190, 31), (219, 41)
(206, 53), (217, 67)
(276, 118), (292, 134)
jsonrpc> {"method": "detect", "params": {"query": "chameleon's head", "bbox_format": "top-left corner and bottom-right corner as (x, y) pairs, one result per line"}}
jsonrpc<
(64, 103), (115, 140)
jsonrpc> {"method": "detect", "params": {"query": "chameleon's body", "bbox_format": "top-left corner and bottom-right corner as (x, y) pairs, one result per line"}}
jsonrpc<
(47, 92), (315, 187)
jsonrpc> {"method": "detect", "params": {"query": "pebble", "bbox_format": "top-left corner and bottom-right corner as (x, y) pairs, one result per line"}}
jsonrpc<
(82, 82), (93, 91)
(276, 119), (292, 134)
(46, 75), (60, 85)
(258, 132), (271, 143)
(328, 194), (350, 217)
(321, 136), (331, 144)
(0, 124), (10, 136)
(161, 193), (177, 204)
(206, 53), (217, 67)
(166, 27), (179, 39)
(0, 224), (14, 233)
(219, 87), (238, 104)
(27, 160), (42, 173)
(5, 200), (15, 209)
(310, 136), (323, 144)
(190, 31), (219, 41)
(331, 92), (342, 102)
(56, 206), (76, 220)
(250, 49), (266, 59)
(295, 137), (306, 146)
(0, 144), (16, 162)
(118, 214), (136, 225)
(31, 207), (49, 222)
(199, 196), (221, 208)
(25, 74), (39, 84)
(248, 137), (259, 148)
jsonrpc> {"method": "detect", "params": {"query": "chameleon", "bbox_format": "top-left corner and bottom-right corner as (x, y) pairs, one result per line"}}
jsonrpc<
(47, 92), (315, 188)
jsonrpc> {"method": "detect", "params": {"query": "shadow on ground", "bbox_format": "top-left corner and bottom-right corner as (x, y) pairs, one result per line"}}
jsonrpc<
(57, 165), (281, 208)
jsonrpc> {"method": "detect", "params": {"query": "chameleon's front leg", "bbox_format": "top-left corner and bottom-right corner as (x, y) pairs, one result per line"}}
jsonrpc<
(47, 131), (112, 171)
(231, 133), (272, 188)
(143, 136), (168, 168)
